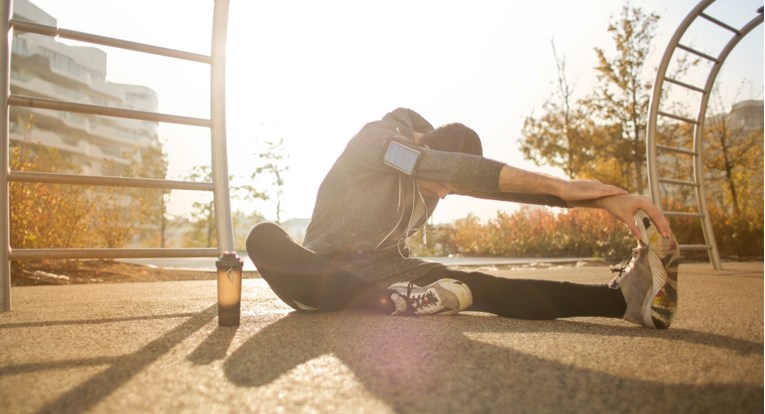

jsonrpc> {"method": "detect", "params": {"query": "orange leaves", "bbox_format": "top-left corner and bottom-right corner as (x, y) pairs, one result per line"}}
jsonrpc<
(435, 207), (634, 261)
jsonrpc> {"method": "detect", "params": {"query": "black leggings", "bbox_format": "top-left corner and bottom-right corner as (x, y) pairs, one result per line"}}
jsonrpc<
(246, 222), (626, 319)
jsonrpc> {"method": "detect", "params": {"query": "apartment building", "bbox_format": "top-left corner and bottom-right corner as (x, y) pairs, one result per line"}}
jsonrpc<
(728, 99), (764, 133)
(9, 0), (161, 177)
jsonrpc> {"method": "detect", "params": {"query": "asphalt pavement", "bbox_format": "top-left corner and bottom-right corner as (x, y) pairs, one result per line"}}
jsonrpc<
(0, 261), (762, 413)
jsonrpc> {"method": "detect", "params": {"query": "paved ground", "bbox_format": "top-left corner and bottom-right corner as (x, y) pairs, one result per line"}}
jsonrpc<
(0, 261), (762, 413)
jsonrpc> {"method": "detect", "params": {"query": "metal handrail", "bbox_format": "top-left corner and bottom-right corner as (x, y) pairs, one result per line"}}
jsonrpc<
(8, 171), (215, 191)
(10, 248), (220, 260)
(10, 18), (212, 64)
(1, 0), (234, 312)
(8, 94), (212, 127)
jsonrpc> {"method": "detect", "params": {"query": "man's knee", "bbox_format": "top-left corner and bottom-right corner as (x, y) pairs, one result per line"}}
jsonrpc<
(246, 222), (285, 259)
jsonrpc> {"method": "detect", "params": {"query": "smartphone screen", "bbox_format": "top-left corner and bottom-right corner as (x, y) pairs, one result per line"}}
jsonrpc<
(383, 140), (421, 175)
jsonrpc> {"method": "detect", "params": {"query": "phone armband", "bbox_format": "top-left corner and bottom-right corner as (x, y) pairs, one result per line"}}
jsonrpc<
(382, 138), (422, 175)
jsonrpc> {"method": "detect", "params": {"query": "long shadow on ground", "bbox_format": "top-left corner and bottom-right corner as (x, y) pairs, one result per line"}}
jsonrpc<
(224, 311), (763, 413)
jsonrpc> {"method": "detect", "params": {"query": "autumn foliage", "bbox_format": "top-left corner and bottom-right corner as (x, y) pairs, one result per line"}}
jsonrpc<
(414, 207), (633, 263)
(9, 143), (167, 251)
(9, 146), (92, 250)
(413, 201), (762, 263)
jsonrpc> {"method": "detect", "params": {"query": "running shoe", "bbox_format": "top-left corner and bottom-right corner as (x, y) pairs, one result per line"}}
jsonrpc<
(610, 210), (679, 328)
(388, 278), (473, 316)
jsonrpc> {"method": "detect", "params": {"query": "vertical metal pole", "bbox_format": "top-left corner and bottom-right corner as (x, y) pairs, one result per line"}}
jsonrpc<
(209, 0), (238, 326)
(210, 0), (234, 253)
(0, 0), (13, 312)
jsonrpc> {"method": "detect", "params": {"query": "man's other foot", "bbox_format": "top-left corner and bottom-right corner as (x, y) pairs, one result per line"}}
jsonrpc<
(388, 278), (473, 316)
(611, 210), (679, 328)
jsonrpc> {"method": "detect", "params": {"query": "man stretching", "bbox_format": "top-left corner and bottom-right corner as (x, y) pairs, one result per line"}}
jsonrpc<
(246, 108), (679, 328)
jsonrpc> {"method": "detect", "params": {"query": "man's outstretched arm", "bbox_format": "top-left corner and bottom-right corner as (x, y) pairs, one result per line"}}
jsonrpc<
(497, 164), (627, 201)
(496, 165), (672, 240)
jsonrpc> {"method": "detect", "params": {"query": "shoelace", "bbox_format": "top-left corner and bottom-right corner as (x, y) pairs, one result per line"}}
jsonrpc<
(609, 248), (640, 289)
(403, 282), (439, 312)
(608, 265), (624, 289)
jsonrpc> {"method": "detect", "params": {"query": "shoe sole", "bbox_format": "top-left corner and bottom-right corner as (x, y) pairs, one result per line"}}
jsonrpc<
(635, 210), (679, 329)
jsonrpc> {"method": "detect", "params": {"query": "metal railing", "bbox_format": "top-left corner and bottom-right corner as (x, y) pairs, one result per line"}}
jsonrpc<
(1, 0), (235, 311)
(646, 0), (763, 269)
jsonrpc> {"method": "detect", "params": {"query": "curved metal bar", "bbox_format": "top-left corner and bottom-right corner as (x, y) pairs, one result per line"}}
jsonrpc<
(690, 13), (763, 269)
(647, 0), (714, 204)
(646, 0), (763, 269)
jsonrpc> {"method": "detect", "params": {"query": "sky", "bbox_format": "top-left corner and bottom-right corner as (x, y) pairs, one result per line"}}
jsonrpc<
(24, 0), (765, 223)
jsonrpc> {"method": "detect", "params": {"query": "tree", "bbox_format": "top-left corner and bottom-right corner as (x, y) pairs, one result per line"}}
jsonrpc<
(583, 4), (660, 194)
(184, 165), (216, 247)
(89, 143), (169, 249)
(90, 184), (135, 249)
(521, 6), (665, 191)
(521, 40), (596, 179)
(9, 113), (93, 251)
(130, 142), (170, 247)
(704, 89), (763, 216)
(184, 138), (288, 247)
(231, 209), (266, 251)
(9, 144), (91, 250)
(10, 113), (170, 253)
(235, 138), (289, 223)
(253, 138), (289, 223)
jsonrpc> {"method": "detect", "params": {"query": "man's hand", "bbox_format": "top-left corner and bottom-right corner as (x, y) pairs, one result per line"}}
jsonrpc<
(591, 194), (673, 240)
(557, 180), (672, 241)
